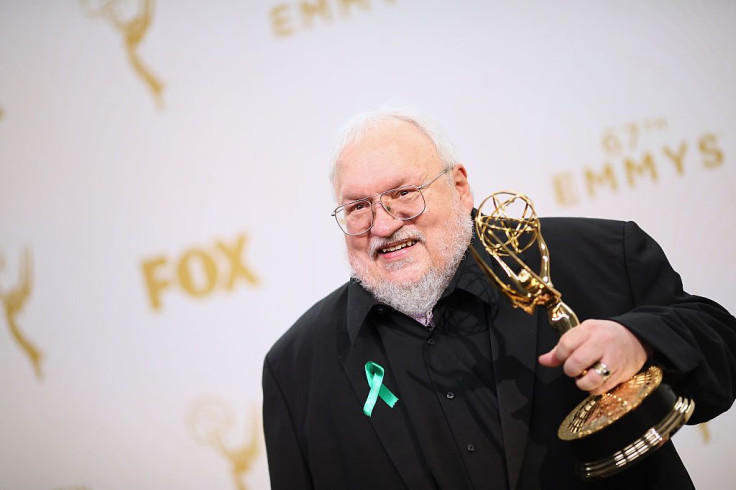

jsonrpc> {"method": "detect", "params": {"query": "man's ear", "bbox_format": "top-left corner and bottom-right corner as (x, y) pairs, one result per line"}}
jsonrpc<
(453, 164), (474, 212)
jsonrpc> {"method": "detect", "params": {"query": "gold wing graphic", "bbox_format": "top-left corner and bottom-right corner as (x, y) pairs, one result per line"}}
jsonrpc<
(698, 422), (710, 444)
(188, 397), (261, 490)
(80, 0), (165, 108)
(1, 248), (43, 380)
(226, 411), (260, 490)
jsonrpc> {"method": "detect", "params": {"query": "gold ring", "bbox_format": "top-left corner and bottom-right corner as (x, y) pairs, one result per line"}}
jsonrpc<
(592, 361), (611, 379)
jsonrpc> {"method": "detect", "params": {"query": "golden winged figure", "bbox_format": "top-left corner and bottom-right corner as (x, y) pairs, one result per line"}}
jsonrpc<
(1, 248), (43, 380)
(80, 0), (165, 108)
(188, 397), (260, 490)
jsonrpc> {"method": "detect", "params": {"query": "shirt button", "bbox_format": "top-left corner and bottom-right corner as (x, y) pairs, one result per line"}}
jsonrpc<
(466, 443), (476, 452)
(427, 338), (436, 346)
(446, 392), (455, 399)
(376, 306), (385, 314)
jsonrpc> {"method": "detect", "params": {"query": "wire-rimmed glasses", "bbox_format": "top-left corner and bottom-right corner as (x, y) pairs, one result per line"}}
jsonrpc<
(331, 168), (450, 235)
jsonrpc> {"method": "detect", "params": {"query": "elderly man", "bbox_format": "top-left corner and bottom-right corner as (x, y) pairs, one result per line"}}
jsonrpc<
(262, 110), (736, 489)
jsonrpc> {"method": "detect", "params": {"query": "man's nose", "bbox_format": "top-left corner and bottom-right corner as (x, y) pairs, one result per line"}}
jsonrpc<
(371, 203), (403, 237)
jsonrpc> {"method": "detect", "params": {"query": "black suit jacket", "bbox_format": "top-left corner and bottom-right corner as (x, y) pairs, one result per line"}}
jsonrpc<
(263, 218), (736, 489)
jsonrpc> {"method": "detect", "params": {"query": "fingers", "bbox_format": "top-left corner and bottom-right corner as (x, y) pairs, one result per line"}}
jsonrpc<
(576, 362), (616, 395)
(538, 347), (561, 367)
(538, 326), (593, 375)
(539, 319), (649, 395)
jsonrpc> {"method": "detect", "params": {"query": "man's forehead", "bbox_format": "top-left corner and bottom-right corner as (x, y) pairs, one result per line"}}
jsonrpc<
(335, 156), (436, 201)
(334, 123), (441, 198)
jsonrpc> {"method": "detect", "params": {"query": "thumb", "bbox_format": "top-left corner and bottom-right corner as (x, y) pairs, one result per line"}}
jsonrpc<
(538, 347), (562, 367)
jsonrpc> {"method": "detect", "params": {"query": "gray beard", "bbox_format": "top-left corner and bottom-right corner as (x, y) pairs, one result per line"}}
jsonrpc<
(349, 202), (473, 318)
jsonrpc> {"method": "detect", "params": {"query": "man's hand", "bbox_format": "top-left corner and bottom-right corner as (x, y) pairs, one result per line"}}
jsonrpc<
(538, 319), (650, 395)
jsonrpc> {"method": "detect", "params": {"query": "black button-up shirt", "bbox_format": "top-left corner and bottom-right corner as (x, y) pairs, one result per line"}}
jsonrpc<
(355, 251), (509, 489)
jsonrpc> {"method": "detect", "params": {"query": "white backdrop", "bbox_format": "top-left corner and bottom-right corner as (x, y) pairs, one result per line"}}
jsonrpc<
(1, 1), (734, 489)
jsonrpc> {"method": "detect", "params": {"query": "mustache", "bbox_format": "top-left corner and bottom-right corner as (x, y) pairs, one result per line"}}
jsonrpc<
(369, 229), (425, 258)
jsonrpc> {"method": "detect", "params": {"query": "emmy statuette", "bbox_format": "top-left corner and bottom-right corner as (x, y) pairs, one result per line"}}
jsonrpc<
(469, 191), (695, 479)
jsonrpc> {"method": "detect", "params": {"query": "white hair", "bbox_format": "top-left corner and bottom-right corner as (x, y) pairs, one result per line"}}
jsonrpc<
(328, 109), (459, 197)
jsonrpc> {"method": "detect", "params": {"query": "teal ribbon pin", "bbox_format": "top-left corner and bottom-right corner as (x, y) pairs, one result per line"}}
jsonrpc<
(363, 361), (399, 416)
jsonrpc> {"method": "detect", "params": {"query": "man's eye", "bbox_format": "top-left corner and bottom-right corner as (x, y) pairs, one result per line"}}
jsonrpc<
(393, 188), (415, 199)
(346, 202), (368, 214)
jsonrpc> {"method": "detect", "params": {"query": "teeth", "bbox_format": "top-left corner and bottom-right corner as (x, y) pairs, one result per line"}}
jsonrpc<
(381, 240), (415, 253)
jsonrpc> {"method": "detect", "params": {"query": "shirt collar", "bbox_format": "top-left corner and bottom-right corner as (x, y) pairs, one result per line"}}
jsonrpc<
(346, 278), (381, 344)
(441, 234), (499, 308)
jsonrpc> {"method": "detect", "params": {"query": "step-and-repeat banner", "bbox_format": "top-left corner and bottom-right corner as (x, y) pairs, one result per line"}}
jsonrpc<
(1, 1), (734, 489)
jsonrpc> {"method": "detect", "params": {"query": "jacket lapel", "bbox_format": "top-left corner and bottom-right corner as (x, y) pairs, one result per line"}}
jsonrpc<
(475, 225), (542, 490)
(338, 317), (435, 489)
(456, 224), (541, 490)
(490, 294), (539, 490)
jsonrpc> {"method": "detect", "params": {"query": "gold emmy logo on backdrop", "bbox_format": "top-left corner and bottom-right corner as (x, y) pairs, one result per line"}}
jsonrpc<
(269, 0), (396, 38)
(188, 397), (260, 490)
(470, 192), (694, 479)
(698, 422), (710, 444)
(552, 118), (724, 207)
(0, 248), (43, 380)
(80, 0), (165, 109)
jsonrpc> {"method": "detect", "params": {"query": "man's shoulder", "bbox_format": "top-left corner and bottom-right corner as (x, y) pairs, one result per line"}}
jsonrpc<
(265, 281), (351, 364)
(539, 216), (631, 246)
(539, 216), (626, 231)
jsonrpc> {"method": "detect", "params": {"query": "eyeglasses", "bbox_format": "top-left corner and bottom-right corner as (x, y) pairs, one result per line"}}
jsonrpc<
(331, 168), (451, 235)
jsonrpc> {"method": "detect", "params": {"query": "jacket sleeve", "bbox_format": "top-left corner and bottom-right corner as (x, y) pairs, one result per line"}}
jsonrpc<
(608, 221), (736, 424)
(262, 356), (314, 490)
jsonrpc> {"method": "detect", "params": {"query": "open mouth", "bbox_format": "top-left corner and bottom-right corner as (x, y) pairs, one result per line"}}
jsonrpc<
(379, 239), (417, 255)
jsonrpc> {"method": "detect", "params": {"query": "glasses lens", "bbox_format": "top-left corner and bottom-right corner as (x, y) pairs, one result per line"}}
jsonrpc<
(381, 186), (425, 220)
(336, 199), (373, 235)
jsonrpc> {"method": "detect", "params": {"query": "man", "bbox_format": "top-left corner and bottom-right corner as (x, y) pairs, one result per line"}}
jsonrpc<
(262, 110), (736, 489)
